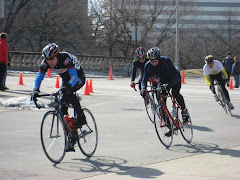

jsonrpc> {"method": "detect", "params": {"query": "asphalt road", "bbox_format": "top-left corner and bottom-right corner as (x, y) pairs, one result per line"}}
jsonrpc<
(0, 73), (240, 179)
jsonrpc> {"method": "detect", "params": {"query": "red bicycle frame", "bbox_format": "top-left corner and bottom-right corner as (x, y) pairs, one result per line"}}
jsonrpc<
(157, 85), (182, 130)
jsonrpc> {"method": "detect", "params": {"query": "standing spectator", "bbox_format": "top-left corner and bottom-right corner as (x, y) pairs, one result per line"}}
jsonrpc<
(232, 56), (240, 88)
(222, 52), (234, 86)
(0, 32), (8, 91)
(2, 51), (10, 90)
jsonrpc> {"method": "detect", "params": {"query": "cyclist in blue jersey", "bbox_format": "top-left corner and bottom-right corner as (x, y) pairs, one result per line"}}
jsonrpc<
(130, 47), (149, 90)
(31, 43), (86, 132)
(141, 47), (189, 136)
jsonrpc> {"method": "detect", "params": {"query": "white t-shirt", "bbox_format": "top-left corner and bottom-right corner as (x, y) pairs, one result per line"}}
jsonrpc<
(203, 60), (224, 76)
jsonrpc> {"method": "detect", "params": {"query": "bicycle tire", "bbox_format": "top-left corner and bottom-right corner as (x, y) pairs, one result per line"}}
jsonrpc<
(217, 86), (227, 112)
(76, 108), (98, 157)
(178, 108), (193, 144)
(40, 111), (66, 163)
(154, 105), (173, 147)
(144, 93), (156, 123)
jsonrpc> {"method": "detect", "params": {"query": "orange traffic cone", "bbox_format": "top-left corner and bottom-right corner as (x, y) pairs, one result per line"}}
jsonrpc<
(181, 69), (186, 84)
(18, 72), (24, 85)
(89, 79), (94, 93)
(84, 80), (90, 95)
(47, 69), (51, 78)
(108, 66), (114, 80)
(228, 79), (233, 90)
(55, 76), (60, 88)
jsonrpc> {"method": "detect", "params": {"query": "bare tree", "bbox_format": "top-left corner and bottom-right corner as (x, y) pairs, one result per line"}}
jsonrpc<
(89, 0), (195, 57)
(1, 0), (32, 34)
(1, 0), (94, 54)
(204, 9), (240, 57)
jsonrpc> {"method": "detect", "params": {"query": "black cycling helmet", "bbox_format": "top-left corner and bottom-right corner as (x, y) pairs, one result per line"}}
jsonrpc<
(147, 47), (161, 60)
(42, 43), (59, 58)
(135, 47), (146, 60)
(205, 55), (214, 64)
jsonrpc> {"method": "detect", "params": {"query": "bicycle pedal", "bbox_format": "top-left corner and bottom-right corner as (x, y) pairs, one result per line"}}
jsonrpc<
(66, 146), (75, 152)
(79, 130), (88, 138)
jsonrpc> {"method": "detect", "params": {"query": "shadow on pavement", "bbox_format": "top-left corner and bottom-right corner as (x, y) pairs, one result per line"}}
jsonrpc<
(215, 147), (240, 158)
(170, 142), (240, 158)
(169, 142), (221, 154)
(53, 156), (163, 179)
(232, 114), (240, 119)
(0, 89), (32, 97)
(192, 125), (214, 132)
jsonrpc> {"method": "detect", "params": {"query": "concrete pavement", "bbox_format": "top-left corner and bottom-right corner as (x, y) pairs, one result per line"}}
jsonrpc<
(82, 146), (240, 180)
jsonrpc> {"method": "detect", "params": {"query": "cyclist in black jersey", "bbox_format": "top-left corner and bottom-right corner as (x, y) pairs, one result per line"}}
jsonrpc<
(141, 47), (189, 136)
(130, 47), (149, 91)
(32, 43), (86, 130)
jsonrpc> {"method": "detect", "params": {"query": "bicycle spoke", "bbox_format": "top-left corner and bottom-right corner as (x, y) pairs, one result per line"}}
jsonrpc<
(46, 138), (57, 152)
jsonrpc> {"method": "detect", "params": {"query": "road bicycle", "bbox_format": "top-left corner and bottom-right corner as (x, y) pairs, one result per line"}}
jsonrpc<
(214, 81), (232, 116)
(33, 90), (98, 163)
(153, 82), (193, 148)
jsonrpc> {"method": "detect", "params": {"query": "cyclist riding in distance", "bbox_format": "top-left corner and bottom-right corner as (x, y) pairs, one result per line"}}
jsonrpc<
(203, 55), (234, 109)
(32, 43), (87, 130)
(130, 47), (149, 91)
(141, 47), (189, 136)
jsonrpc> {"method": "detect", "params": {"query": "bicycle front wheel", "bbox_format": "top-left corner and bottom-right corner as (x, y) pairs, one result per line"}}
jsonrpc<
(178, 109), (193, 144)
(144, 93), (156, 123)
(221, 88), (232, 116)
(76, 108), (98, 157)
(217, 86), (227, 113)
(40, 111), (66, 163)
(154, 105), (173, 148)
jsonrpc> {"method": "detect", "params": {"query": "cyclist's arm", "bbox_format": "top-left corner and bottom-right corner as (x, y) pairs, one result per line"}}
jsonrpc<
(131, 61), (137, 82)
(34, 60), (49, 89)
(141, 63), (150, 89)
(221, 69), (228, 79)
(33, 71), (45, 89)
(68, 67), (78, 87)
(204, 75), (211, 86)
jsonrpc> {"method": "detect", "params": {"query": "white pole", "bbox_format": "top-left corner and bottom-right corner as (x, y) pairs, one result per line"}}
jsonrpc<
(175, 0), (179, 68)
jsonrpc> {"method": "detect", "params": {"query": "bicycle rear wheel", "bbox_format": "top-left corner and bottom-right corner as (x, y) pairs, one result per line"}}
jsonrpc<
(178, 109), (193, 143)
(76, 108), (98, 157)
(40, 111), (66, 163)
(154, 105), (173, 147)
(144, 92), (157, 123)
(216, 86), (227, 113)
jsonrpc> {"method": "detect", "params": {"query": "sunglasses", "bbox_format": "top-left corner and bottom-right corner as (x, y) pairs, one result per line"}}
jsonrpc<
(46, 56), (55, 61)
(207, 61), (213, 64)
(150, 60), (158, 63)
